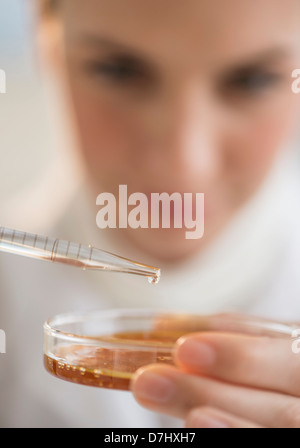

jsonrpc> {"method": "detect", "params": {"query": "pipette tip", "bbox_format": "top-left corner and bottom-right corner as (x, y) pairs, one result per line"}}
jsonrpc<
(148, 269), (161, 285)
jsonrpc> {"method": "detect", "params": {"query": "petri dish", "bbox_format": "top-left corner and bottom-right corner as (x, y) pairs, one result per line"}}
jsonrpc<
(43, 309), (297, 391)
(44, 308), (182, 391)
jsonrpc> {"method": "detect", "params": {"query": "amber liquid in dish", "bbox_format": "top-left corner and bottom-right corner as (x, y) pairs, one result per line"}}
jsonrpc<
(44, 330), (184, 391)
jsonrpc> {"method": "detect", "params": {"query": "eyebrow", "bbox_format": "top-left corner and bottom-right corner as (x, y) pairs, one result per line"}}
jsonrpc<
(76, 32), (294, 71)
(76, 33), (147, 57)
(222, 47), (293, 74)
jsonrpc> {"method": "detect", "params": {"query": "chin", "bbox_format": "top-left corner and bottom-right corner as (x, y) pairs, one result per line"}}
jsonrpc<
(123, 228), (205, 265)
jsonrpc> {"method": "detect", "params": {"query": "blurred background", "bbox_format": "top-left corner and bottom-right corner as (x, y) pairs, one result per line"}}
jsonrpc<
(0, 0), (81, 230)
(0, 0), (53, 200)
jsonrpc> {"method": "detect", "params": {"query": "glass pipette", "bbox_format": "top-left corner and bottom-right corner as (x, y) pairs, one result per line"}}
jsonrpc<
(0, 227), (161, 284)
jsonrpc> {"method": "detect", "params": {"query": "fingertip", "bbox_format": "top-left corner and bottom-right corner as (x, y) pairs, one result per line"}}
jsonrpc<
(130, 365), (176, 405)
(175, 336), (216, 371)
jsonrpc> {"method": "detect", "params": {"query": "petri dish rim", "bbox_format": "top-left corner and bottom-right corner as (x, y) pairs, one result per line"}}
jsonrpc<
(44, 308), (299, 352)
(44, 308), (183, 351)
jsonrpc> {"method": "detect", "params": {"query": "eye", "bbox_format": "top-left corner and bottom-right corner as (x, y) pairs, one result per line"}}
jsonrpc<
(223, 69), (282, 95)
(84, 56), (146, 84)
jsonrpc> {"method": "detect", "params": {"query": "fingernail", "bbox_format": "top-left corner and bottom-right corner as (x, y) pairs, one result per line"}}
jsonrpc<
(134, 370), (174, 404)
(177, 339), (216, 369)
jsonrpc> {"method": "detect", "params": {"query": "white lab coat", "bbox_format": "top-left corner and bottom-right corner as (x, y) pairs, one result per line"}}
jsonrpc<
(1, 148), (300, 428)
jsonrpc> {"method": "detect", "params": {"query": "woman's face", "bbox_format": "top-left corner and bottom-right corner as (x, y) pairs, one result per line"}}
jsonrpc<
(45, 0), (300, 262)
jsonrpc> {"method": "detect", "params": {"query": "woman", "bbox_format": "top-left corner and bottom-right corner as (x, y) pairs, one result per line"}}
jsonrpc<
(1, 0), (300, 427)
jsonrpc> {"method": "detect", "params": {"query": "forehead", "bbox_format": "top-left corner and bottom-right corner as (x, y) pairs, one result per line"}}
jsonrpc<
(61, 0), (300, 66)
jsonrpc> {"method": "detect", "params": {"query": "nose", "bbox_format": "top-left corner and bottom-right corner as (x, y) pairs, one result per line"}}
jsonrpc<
(145, 80), (221, 187)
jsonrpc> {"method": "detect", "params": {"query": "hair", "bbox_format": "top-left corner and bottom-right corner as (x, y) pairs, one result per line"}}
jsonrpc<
(41, 0), (57, 14)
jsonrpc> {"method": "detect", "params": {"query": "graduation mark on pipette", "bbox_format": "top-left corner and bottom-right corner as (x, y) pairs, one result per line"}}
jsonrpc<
(0, 227), (161, 284)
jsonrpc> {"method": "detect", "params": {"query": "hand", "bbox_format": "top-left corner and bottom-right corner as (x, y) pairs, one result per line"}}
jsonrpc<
(131, 316), (300, 428)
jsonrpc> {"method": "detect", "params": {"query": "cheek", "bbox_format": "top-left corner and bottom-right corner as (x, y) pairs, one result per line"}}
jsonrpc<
(69, 85), (140, 185)
(227, 95), (300, 192)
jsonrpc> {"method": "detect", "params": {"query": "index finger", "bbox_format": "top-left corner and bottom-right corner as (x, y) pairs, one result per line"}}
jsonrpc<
(175, 331), (300, 397)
